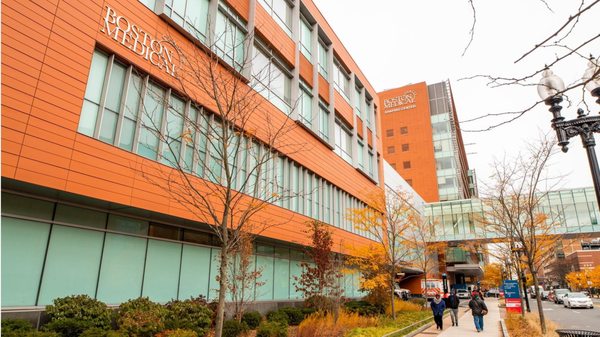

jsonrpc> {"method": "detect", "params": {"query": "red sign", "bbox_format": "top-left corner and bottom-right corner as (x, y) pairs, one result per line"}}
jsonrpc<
(505, 298), (522, 314)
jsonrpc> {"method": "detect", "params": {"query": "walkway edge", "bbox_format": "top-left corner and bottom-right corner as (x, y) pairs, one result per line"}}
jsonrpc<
(500, 319), (509, 337)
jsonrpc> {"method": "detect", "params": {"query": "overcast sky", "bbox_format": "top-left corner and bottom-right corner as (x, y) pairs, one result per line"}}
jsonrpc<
(313, 0), (600, 193)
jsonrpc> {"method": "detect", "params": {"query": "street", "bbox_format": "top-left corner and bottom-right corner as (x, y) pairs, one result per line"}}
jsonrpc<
(528, 298), (600, 331)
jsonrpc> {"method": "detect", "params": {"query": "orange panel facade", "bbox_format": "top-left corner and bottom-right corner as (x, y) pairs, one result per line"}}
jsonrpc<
(2, 0), (384, 254)
(379, 82), (440, 202)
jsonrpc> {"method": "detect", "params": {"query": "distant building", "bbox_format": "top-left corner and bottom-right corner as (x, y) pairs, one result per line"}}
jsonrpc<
(378, 81), (473, 202)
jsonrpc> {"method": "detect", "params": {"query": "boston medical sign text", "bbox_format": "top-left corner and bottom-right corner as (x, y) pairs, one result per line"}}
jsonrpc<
(101, 5), (177, 77)
(383, 90), (416, 113)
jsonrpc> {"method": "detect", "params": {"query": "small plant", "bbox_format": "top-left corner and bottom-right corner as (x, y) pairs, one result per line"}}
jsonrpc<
(241, 311), (262, 329)
(221, 320), (248, 337)
(344, 301), (384, 316)
(279, 307), (304, 326)
(297, 311), (379, 337)
(80, 327), (109, 337)
(409, 298), (426, 307)
(386, 299), (422, 314)
(116, 297), (167, 337)
(44, 295), (112, 337)
(164, 297), (212, 336)
(155, 329), (199, 337)
(43, 318), (95, 337)
(266, 311), (288, 325)
(1, 318), (34, 337)
(256, 321), (287, 337)
(300, 307), (316, 318)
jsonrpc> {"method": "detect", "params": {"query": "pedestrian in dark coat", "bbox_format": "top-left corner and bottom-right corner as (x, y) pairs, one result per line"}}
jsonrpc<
(468, 293), (488, 332)
(430, 293), (446, 330)
(447, 290), (460, 326)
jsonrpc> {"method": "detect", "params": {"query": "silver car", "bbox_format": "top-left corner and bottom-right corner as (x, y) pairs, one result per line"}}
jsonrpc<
(456, 289), (470, 299)
(563, 292), (594, 309)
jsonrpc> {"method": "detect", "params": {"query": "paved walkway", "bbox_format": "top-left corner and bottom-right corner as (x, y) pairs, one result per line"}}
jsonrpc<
(414, 298), (501, 337)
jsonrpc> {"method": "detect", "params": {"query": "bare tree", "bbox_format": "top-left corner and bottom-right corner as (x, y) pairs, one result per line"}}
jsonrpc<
(460, 1), (600, 132)
(134, 24), (304, 337)
(483, 135), (561, 333)
(347, 188), (414, 319)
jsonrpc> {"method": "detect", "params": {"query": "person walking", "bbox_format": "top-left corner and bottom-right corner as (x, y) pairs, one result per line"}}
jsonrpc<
(468, 293), (488, 332)
(447, 289), (460, 326)
(430, 293), (446, 330)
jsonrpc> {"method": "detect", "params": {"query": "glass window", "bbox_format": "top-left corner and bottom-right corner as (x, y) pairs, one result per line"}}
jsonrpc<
(318, 102), (329, 141)
(357, 141), (364, 169)
(368, 151), (374, 176)
(318, 41), (328, 78)
(400, 126), (408, 134)
(96, 233), (147, 304)
(37, 226), (104, 305)
(164, 0), (210, 42)
(333, 61), (350, 101)
(387, 146), (395, 154)
(100, 62), (127, 144)
(365, 100), (372, 126)
(161, 95), (185, 166)
(1, 217), (50, 306)
(55, 204), (107, 229)
(251, 44), (292, 114)
(120, 73), (143, 151)
(258, 0), (292, 36)
(334, 121), (352, 163)
(354, 87), (362, 118)
(142, 239), (181, 302)
(79, 50), (109, 136)
(402, 143), (409, 152)
(299, 83), (312, 126)
(149, 223), (180, 240)
(107, 214), (149, 235)
(179, 245), (212, 299)
(138, 82), (165, 160)
(300, 18), (312, 58)
(214, 4), (247, 71)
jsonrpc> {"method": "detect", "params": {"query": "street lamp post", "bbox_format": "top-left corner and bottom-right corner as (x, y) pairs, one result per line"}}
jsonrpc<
(538, 58), (600, 206)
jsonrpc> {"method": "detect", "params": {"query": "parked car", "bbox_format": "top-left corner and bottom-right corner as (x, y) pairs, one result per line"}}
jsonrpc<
(394, 288), (411, 300)
(553, 288), (570, 304)
(541, 290), (550, 300)
(485, 288), (500, 298)
(530, 286), (544, 299)
(563, 292), (594, 309)
(456, 289), (470, 299)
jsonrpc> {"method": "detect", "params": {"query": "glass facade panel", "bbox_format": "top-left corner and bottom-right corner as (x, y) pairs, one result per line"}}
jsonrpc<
(96, 233), (147, 304)
(142, 239), (181, 303)
(256, 255), (274, 300)
(1, 193), (54, 219)
(300, 19), (312, 58)
(273, 258), (290, 299)
(79, 51), (109, 136)
(209, 248), (221, 300)
(38, 226), (104, 305)
(1, 218), (50, 306)
(55, 204), (106, 229)
(108, 214), (149, 235)
(179, 245), (212, 299)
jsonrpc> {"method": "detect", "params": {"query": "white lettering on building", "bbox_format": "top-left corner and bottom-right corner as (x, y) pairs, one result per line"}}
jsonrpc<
(101, 6), (176, 77)
(383, 90), (417, 113)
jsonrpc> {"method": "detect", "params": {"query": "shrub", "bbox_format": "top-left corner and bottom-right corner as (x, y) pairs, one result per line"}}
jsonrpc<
(80, 327), (108, 337)
(43, 318), (94, 337)
(266, 311), (288, 325)
(242, 311), (262, 329)
(164, 298), (212, 336)
(279, 307), (304, 326)
(221, 319), (248, 337)
(1, 318), (34, 336)
(105, 331), (128, 337)
(300, 308), (316, 318)
(116, 297), (167, 337)
(44, 295), (112, 337)
(303, 295), (333, 312)
(409, 298), (426, 307)
(297, 311), (378, 337)
(155, 329), (199, 337)
(256, 321), (287, 337)
(386, 299), (422, 315)
(16, 332), (60, 337)
(344, 301), (384, 316)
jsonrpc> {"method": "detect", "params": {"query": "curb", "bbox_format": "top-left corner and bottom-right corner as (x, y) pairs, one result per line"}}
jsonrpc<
(500, 319), (509, 337)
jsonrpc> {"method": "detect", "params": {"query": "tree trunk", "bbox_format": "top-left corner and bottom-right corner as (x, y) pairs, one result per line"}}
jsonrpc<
(530, 268), (547, 334)
(214, 245), (229, 337)
(390, 273), (397, 320)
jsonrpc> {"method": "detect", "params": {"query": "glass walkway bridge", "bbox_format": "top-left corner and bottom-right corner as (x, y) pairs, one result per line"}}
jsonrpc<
(425, 187), (600, 242)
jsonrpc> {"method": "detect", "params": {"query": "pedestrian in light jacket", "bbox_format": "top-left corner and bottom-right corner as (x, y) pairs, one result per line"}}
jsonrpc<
(430, 293), (446, 330)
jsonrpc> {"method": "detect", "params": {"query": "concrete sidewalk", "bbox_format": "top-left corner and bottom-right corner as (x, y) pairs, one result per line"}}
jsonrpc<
(414, 298), (501, 337)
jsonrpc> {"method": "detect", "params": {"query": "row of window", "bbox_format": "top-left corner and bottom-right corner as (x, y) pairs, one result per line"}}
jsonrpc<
(385, 127), (409, 137)
(142, 0), (379, 177)
(387, 144), (409, 154)
(78, 49), (375, 239)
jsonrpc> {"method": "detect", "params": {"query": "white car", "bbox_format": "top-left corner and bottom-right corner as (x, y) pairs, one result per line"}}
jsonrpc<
(394, 288), (411, 299)
(563, 292), (594, 309)
(553, 288), (570, 304)
(456, 289), (470, 299)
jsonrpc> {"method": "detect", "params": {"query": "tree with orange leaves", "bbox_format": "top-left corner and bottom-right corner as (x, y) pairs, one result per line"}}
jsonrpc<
(565, 270), (591, 291)
(481, 263), (503, 289)
(347, 188), (415, 319)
